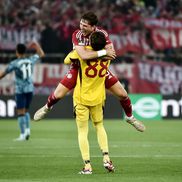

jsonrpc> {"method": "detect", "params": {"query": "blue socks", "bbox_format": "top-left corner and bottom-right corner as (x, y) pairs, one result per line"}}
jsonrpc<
(18, 115), (25, 134)
(25, 112), (30, 129)
(17, 112), (31, 135)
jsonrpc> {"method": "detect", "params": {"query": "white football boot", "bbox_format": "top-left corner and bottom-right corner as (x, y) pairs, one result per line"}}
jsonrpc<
(103, 160), (115, 172)
(78, 168), (92, 174)
(14, 134), (26, 141)
(125, 116), (146, 132)
(34, 105), (51, 121)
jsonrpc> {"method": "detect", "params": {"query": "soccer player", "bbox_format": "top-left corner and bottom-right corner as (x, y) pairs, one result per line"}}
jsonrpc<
(34, 12), (145, 132)
(0, 42), (45, 141)
(70, 31), (114, 174)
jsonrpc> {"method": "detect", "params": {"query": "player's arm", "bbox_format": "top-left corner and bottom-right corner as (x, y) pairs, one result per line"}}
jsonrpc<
(64, 50), (76, 64)
(28, 41), (45, 58)
(75, 45), (116, 61)
(0, 61), (15, 80)
(101, 43), (116, 60)
(0, 70), (6, 79)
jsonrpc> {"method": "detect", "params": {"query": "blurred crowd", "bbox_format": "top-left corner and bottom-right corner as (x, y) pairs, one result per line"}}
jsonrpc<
(1, 0), (182, 32)
(0, 0), (182, 64)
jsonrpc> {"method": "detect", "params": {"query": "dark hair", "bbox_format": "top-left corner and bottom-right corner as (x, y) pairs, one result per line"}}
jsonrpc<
(16, 44), (26, 54)
(90, 32), (106, 51)
(81, 12), (98, 26)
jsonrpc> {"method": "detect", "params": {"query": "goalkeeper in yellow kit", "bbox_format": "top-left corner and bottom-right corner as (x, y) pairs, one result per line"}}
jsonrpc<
(64, 31), (114, 174)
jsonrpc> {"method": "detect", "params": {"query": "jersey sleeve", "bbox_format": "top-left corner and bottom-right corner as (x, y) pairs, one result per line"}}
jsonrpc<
(5, 60), (16, 74)
(64, 50), (80, 64)
(106, 36), (112, 45)
(72, 30), (80, 47)
(103, 31), (112, 45)
(29, 54), (40, 64)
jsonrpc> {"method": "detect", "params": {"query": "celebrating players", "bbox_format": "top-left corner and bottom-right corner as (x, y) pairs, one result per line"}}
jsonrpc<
(34, 12), (145, 132)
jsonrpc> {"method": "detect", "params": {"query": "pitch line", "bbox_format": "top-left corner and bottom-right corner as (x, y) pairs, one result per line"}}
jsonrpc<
(0, 154), (182, 158)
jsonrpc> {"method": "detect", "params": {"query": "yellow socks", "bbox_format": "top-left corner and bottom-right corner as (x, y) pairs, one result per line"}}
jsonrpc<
(103, 152), (110, 162)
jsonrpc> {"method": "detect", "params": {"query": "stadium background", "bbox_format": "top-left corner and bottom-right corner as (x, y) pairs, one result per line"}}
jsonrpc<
(0, 0), (182, 120)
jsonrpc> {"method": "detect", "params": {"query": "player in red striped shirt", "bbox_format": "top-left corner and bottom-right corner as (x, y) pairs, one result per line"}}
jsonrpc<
(34, 12), (145, 133)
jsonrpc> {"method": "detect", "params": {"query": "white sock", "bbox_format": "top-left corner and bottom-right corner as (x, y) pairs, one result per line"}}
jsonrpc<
(25, 128), (30, 135)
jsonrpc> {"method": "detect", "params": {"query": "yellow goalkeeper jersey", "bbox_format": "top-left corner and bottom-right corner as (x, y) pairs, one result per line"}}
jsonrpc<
(65, 48), (110, 106)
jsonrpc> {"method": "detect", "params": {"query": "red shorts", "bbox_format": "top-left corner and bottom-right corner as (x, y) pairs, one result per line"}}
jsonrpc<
(61, 64), (118, 90)
(60, 63), (79, 90)
(105, 70), (118, 89)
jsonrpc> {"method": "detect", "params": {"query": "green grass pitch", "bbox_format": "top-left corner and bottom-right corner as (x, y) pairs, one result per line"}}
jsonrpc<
(0, 119), (182, 182)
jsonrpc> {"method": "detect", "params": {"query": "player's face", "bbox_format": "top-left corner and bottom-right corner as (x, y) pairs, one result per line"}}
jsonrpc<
(80, 19), (95, 36)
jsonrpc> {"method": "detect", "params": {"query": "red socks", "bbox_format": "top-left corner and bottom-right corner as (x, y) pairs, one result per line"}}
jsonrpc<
(120, 97), (132, 117)
(47, 92), (60, 108)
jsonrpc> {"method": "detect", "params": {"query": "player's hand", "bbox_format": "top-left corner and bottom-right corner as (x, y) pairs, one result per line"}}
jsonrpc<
(105, 44), (113, 49)
(27, 41), (39, 49)
(106, 48), (116, 60)
(27, 41), (45, 58)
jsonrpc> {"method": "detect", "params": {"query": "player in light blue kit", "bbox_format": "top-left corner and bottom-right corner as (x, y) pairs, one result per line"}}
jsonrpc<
(0, 42), (45, 141)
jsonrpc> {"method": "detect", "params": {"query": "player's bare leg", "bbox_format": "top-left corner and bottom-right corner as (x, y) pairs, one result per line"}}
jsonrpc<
(109, 81), (146, 132)
(34, 83), (69, 121)
(34, 62), (78, 121)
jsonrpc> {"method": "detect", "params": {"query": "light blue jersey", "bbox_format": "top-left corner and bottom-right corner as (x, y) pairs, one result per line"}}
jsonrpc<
(5, 54), (40, 94)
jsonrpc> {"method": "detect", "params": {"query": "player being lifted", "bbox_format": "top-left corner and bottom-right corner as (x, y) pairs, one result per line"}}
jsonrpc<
(34, 12), (145, 132)
(0, 42), (45, 141)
